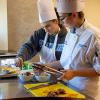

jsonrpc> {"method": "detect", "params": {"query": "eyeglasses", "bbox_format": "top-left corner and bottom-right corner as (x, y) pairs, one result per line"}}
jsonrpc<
(59, 15), (68, 21)
(59, 13), (72, 21)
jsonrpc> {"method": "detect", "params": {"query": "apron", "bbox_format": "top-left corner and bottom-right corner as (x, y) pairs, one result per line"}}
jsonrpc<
(39, 32), (58, 64)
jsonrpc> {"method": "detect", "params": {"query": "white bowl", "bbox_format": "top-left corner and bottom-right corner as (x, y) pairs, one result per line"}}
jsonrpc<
(35, 72), (51, 82)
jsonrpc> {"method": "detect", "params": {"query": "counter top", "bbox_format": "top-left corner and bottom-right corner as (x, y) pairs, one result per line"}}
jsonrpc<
(0, 50), (17, 58)
(0, 78), (32, 100)
(0, 78), (94, 100)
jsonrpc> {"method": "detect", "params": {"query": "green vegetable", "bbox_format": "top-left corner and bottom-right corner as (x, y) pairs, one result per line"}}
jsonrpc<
(22, 61), (32, 70)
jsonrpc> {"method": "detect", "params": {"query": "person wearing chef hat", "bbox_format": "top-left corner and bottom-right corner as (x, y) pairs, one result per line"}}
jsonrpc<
(15, 0), (67, 70)
(50, 0), (100, 99)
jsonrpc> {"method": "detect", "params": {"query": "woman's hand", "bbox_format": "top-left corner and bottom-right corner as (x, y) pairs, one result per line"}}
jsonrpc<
(15, 57), (23, 67)
(59, 69), (76, 80)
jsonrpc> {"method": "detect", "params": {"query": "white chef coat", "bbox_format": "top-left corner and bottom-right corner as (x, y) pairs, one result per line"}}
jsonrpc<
(60, 20), (100, 99)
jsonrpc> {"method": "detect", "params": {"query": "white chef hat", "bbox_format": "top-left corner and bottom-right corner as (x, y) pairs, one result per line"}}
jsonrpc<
(56, 0), (85, 13)
(37, 0), (57, 23)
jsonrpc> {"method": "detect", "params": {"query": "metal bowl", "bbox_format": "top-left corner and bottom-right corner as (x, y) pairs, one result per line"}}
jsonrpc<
(35, 72), (51, 82)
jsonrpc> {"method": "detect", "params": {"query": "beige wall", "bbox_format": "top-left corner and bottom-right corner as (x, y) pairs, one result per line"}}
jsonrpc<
(84, 0), (100, 28)
(7, 0), (40, 51)
(0, 0), (8, 50)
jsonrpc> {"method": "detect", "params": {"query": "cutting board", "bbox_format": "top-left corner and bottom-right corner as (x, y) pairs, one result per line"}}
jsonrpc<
(24, 82), (86, 99)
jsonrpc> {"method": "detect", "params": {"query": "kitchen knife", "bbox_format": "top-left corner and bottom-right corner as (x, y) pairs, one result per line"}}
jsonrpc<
(28, 81), (57, 90)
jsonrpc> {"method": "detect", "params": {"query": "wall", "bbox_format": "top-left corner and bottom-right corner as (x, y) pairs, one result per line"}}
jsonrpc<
(0, 0), (8, 50)
(84, 0), (100, 28)
(7, 0), (40, 51)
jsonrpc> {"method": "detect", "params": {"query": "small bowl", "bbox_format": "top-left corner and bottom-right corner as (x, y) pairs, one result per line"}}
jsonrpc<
(35, 72), (51, 82)
(18, 71), (34, 82)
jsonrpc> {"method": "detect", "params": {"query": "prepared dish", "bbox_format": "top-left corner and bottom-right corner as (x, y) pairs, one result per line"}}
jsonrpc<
(47, 89), (66, 97)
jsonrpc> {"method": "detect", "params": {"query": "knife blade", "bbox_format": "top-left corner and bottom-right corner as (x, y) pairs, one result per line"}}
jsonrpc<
(28, 81), (57, 90)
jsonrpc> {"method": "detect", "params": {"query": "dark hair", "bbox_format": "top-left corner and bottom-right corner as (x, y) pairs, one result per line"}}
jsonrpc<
(78, 11), (84, 19)
(54, 7), (60, 20)
(54, 7), (62, 27)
